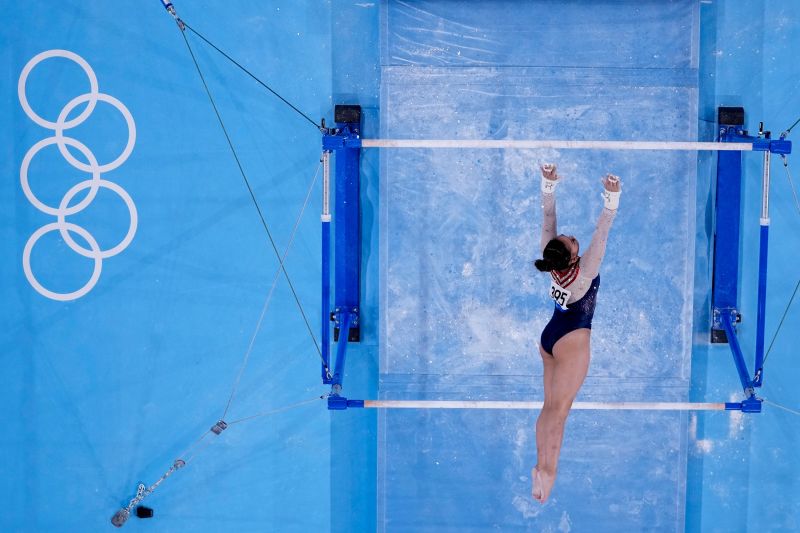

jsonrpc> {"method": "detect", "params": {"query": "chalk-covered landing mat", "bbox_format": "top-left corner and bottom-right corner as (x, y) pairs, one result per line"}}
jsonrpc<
(378, 1), (699, 530)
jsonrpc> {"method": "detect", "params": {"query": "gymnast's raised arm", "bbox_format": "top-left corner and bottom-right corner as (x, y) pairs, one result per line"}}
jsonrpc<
(579, 174), (621, 279)
(539, 163), (559, 252)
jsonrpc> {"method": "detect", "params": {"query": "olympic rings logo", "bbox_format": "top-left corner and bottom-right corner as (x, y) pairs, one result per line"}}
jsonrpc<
(18, 49), (138, 301)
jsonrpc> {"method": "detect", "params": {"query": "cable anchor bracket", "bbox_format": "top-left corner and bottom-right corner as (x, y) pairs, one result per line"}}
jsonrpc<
(210, 420), (228, 435)
(159, 0), (186, 31)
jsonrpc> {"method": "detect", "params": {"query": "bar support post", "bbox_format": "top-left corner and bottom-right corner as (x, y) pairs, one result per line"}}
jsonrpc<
(320, 104), (363, 396)
(321, 151), (332, 383)
(754, 150), (771, 386)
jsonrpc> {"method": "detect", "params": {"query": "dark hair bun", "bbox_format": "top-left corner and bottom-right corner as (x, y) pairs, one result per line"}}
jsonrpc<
(534, 258), (553, 272)
(536, 239), (571, 272)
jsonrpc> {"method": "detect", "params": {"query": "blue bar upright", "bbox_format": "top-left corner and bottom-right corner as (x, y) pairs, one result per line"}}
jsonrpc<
(711, 117), (744, 342)
(333, 106), (362, 344)
(754, 224), (769, 386)
(320, 105), (362, 394)
(322, 217), (331, 383)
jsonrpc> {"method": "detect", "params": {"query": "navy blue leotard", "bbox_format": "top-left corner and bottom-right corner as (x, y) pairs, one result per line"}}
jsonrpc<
(540, 275), (600, 356)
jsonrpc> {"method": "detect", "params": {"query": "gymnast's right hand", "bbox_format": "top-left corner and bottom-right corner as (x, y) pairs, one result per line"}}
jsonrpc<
(540, 163), (559, 194)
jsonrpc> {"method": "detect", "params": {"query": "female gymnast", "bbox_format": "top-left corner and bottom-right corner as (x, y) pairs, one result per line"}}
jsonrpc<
(531, 163), (621, 503)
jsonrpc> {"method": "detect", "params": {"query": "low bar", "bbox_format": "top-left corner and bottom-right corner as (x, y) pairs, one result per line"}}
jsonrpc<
(361, 400), (729, 411)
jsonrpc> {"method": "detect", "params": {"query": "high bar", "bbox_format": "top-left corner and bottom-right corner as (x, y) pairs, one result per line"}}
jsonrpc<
(360, 139), (754, 151)
(363, 400), (729, 411)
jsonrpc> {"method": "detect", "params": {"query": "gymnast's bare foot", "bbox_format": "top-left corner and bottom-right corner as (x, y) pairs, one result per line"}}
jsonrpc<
(531, 467), (543, 502)
(531, 466), (556, 503)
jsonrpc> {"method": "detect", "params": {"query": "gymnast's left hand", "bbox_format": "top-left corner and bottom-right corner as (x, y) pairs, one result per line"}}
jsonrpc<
(601, 173), (621, 192)
(600, 174), (621, 210)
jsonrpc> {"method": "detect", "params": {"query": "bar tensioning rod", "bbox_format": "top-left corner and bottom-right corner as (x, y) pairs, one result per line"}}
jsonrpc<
(362, 400), (728, 411)
(321, 152), (331, 222)
(320, 151), (331, 382)
(360, 139), (754, 151)
(761, 150), (771, 223)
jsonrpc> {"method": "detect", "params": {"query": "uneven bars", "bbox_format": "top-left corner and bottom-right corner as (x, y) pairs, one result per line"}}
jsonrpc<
(363, 400), (729, 411)
(360, 139), (753, 151)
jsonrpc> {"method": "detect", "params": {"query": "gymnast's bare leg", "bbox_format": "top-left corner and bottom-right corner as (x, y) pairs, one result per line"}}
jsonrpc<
(532, 328), (591, 503)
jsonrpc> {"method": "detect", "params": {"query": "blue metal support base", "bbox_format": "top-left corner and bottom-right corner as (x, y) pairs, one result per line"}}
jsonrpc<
(327, 395), (365, 410)
(725, 397), (763, 413)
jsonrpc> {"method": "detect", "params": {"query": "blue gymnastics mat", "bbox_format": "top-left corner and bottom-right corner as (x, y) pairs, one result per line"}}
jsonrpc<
(378, 1), (699, 530)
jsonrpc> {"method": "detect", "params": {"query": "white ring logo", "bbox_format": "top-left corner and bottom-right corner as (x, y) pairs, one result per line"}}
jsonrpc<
(18, 49), (137, 301)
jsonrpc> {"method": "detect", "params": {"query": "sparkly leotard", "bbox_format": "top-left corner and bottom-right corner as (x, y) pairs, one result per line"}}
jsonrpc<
(538, 190), (616, 355)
